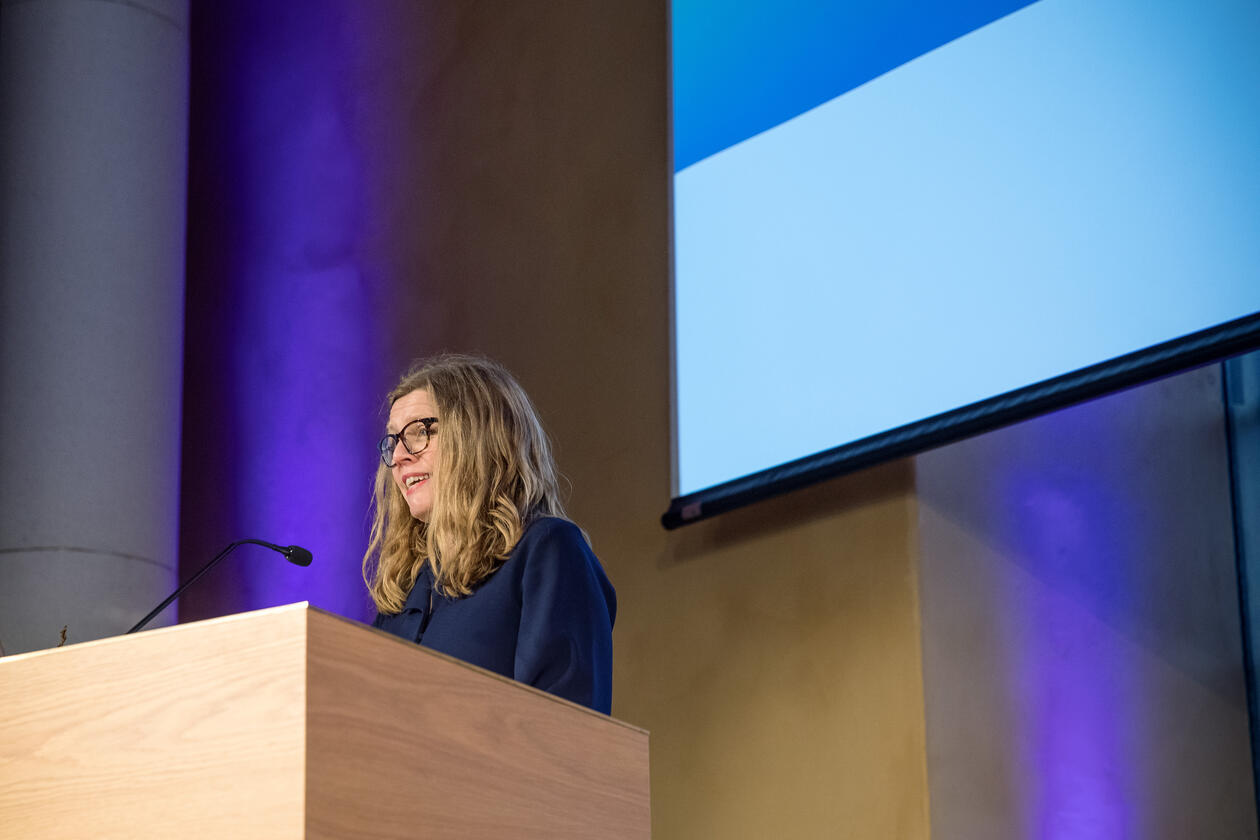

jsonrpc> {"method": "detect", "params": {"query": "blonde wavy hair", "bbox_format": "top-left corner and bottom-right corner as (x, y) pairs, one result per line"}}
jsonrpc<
(363, 354), (569, 613)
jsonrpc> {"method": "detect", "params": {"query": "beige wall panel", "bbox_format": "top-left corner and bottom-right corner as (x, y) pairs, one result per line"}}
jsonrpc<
(632, 465), (930, 838)
(159, 0), (935, 835)
(355, 4), (933, 838)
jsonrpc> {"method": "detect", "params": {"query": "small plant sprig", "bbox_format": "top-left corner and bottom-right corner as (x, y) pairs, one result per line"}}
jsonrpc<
(0, 626), (68, 656)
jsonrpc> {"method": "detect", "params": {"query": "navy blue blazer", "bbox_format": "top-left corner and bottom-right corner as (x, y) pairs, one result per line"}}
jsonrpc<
(372, 517), (616, 713)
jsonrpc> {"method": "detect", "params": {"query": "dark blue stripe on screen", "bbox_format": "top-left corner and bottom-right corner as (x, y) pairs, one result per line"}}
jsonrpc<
(672, 0), (1041, 171)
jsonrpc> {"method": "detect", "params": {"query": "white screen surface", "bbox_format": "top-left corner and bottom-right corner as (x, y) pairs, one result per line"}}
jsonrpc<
(673, 0), (1260, 498)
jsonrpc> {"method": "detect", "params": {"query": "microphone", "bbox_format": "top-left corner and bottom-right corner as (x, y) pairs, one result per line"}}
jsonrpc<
(242, 539), (313, 567)
(126, 539), (313, 634)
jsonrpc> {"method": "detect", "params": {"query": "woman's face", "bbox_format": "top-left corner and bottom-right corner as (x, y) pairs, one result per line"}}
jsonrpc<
(387, 388), (440, 521)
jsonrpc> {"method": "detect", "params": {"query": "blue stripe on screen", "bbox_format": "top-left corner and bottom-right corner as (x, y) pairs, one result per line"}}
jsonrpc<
(671, 0), (1039, 171)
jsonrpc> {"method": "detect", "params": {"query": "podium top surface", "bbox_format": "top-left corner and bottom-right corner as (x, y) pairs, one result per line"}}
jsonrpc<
(2, 601), (646, 731)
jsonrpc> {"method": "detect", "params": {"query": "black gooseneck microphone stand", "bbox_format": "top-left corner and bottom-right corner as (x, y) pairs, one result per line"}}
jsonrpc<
(127, 539), (313, 634)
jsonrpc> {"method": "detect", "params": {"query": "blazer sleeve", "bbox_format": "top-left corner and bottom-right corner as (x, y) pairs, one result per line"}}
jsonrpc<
(513, 519), (617, 713)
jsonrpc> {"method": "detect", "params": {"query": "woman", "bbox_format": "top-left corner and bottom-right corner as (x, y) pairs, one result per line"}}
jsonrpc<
(363, 354), (616, 713)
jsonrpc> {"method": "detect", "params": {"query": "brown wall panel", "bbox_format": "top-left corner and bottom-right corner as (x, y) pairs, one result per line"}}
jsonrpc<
(186, 3), (933, 837)
(360, 4), (931, 837)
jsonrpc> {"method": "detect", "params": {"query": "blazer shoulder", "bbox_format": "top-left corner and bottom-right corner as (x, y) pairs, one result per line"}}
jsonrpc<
(517, 515), (587, 549)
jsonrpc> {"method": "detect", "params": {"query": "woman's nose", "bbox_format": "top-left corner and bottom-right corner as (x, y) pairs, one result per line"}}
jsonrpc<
(392, 438), (415, 464)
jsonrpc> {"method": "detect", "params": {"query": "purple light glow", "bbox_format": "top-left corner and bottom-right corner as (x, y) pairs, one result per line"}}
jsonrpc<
(208, 3), (392, 621)
(919, 367), (1251, 837)
(1004, 480), (1137, 839)
(984, 389), (1210, 839)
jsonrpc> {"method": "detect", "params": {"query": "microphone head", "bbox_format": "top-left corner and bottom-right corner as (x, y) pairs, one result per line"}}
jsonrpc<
(283, 545), (314, 567)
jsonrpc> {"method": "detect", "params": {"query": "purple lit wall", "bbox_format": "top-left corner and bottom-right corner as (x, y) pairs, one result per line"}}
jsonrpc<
(181, 2), (420, 622)
(179, 1), (650, 625)
(916, 364), (1256, 838)
(996, 463), (1138, 838)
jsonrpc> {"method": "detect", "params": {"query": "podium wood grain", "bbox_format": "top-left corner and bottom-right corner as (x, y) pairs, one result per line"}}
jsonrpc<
(0, 603), (650, 839)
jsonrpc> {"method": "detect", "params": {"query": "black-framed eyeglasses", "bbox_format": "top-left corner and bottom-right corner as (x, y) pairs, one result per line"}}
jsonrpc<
(378, 417), (437, 467)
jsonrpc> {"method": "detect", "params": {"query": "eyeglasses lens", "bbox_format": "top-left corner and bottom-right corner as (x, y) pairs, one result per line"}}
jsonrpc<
(378, 437), (396, 466)
(402, 424), (429, 455)
(378, 421), (431, 467)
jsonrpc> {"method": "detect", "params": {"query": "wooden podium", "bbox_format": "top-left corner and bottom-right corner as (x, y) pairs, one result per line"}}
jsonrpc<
(0, 603), (650, 838)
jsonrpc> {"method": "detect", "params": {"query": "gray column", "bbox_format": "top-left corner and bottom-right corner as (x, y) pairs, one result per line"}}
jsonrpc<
(0, 0), (189, 654)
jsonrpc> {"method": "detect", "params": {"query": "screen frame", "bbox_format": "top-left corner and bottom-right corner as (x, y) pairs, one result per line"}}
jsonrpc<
(663, 312), (1260, 528)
